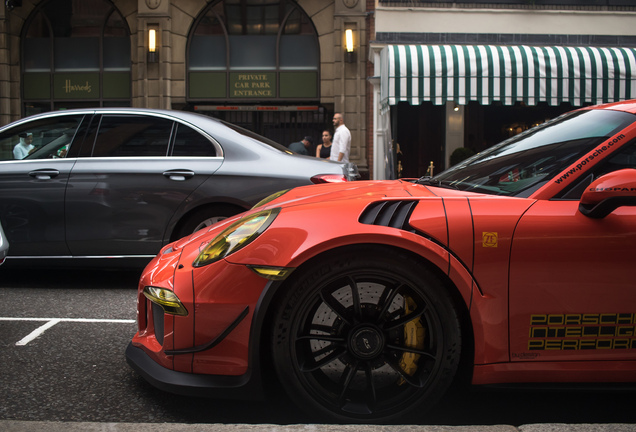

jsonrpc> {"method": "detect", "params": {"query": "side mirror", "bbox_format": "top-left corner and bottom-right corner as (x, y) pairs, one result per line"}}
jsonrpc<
(579, 169), (636, 218)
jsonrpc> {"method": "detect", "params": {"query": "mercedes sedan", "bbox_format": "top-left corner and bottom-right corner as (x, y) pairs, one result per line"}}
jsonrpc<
(0, 108), (357, 267)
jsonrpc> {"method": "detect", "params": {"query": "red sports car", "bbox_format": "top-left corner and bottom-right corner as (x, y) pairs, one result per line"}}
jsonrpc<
(127, 100), (636, 423)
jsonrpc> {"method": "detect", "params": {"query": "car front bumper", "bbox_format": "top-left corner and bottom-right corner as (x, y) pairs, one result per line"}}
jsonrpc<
(125, 342), (263, 399)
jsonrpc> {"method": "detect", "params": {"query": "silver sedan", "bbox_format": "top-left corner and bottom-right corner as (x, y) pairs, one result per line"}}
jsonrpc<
(0, 108), (357, 267)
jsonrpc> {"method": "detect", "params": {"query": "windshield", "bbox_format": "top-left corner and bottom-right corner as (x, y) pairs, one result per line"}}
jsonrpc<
(423, 109), (636, 197)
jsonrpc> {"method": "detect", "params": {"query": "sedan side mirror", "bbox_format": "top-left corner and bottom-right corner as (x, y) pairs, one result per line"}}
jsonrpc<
(579, 168), (636, 218)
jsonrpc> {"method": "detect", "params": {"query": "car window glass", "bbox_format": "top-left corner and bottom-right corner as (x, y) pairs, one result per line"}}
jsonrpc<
(172, 123), (217, 157)
(92, 115), (173, 157)
(0, 115), (84, 161)
(220, 119), (290, 152)
(429, 110), (636, 197)
(559, 139), (636, 199)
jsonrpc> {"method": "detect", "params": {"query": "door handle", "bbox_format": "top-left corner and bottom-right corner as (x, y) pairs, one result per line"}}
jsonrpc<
(29, 169), (60, 180)
(163, 170), (195, 181)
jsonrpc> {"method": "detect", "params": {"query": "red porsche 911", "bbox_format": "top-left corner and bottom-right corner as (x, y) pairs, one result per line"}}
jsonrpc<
(126, 100), (636, 423)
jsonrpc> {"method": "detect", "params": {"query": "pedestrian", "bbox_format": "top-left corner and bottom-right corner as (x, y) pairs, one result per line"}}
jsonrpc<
(316, 130), (332, 159)
(330, 113), (350, 162)
(289, 136), (313, 156)
(13, 132), (34, 159)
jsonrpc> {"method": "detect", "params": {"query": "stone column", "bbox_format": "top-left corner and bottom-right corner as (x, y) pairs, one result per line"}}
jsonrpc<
(333, 0), (367, 174)
(136, 0), (172, 109)
(0, 3), (23, 126)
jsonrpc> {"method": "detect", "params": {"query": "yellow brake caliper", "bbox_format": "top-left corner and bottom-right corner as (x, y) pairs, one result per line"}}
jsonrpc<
(398, 295), (425, 383)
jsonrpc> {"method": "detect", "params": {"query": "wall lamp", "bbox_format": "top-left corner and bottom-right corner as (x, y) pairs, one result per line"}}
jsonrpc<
(345, 29), (355, 63)
(147, 27), (159, 63)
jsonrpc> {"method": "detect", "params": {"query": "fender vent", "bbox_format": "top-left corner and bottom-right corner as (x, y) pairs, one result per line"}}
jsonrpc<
(359, 201), (417, 232)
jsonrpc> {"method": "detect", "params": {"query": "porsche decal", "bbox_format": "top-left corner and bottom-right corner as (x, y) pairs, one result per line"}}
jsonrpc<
(554, 133), (625, 185)
(527, 313), (636, 350)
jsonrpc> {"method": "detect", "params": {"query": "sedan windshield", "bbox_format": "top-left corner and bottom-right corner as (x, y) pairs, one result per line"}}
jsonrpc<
(421, 109), (636, 197)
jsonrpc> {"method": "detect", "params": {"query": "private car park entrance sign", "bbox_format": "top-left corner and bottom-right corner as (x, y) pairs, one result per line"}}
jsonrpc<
(230, 73), (275, 98)
(188, 71), (318, 100)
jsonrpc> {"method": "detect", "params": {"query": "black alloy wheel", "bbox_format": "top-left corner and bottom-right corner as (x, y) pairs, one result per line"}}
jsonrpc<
(271, 248), (462, 423)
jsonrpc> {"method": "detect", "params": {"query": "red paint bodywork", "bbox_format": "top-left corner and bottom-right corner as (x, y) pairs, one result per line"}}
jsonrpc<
(130, 101), (636, 393)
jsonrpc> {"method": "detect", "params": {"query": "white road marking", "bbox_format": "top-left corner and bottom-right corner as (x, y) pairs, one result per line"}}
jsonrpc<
(0, 317), (135, 346)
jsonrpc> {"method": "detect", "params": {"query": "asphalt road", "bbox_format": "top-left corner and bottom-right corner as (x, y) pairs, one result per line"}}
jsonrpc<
(1, 268), (635, 431)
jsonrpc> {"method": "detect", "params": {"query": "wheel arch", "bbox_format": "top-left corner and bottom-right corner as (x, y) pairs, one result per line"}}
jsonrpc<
(254, 242), (475, 396)
(169, 201), (249, 242)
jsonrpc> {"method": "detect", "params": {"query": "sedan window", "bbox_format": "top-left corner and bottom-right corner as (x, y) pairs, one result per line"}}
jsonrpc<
(91, 115), (173, 157)
(0, 115), (84, 161)
(171, 123), (217, 157)
(220, 119), (290, 153)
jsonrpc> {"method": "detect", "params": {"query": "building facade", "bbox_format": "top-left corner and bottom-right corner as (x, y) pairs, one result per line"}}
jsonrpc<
(0, 0), (370, 175)
(368, 0), (636, 179)
(4, 1), (636, 181)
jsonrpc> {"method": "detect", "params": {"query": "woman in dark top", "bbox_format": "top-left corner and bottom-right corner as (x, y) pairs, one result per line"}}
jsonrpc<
(316, 130), (332, 159)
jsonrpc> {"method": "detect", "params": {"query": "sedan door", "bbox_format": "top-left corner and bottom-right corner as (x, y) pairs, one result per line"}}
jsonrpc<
(0, 114), (86, 257)
(65, 114), (222, 257)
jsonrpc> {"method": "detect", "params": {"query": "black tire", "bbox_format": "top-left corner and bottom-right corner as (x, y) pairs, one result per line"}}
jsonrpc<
(174, 205), (242, 240)
(271, 247), (462, 423)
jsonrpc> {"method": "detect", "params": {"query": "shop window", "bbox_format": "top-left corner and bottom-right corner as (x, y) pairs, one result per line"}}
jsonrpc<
(21, 0), (131, 114)
(55, 38), (100, 71)
(280, 34), (318, 70)
(188, 0), (319, 101)
(190, 35), (227, 71)
(280, 8), (318, 70)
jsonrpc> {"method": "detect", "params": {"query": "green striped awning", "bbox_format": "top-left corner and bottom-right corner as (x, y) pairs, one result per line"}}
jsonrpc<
(380, 45), (636, 107)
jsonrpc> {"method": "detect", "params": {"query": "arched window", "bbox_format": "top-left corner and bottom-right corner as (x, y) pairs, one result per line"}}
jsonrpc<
(188, 0), (319, 102)
(22, 0), (131, 115)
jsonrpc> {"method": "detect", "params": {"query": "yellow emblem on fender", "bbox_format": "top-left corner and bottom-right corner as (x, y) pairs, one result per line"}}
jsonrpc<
(482, 232), (498, 247)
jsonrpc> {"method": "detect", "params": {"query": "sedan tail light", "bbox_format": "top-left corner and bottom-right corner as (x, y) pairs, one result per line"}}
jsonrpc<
(310, 174), (348, 184)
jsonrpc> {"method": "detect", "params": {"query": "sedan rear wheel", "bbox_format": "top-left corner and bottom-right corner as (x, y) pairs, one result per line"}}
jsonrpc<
(271, 248), (462, 423)
(174, 204), (242, 240)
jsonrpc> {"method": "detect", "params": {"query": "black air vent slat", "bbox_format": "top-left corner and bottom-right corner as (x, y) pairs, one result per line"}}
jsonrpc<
(359, 201), (417, 231)
(362, 201), (386, 225)
(378, 201), (400, 226)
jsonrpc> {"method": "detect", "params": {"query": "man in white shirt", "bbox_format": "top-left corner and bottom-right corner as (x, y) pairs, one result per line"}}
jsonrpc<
(13, 132), (34, 159)
(330, 113), (351, 163)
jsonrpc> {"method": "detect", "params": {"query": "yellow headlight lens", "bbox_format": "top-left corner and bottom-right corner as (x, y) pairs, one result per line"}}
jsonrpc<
(193, 208), (280, 267)
(143, 286), (188, 316)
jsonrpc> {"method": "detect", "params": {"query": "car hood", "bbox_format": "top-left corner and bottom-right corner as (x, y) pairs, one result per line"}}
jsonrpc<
(260, 179), (487, 210)
(170, 179), (495, 260)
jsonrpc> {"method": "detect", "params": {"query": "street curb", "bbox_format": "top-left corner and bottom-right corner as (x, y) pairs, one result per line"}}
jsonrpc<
(0, 423), (516, 432)
(2, 422), (636, 432)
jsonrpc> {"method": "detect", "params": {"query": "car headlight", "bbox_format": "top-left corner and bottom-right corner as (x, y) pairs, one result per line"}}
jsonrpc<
(143, 286), (188, 316)
(193, 208), (280, 267)
(252, 189), (289, 209)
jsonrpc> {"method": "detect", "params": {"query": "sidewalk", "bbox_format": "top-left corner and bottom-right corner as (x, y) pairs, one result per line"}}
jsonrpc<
(2, 422), (636, 432)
